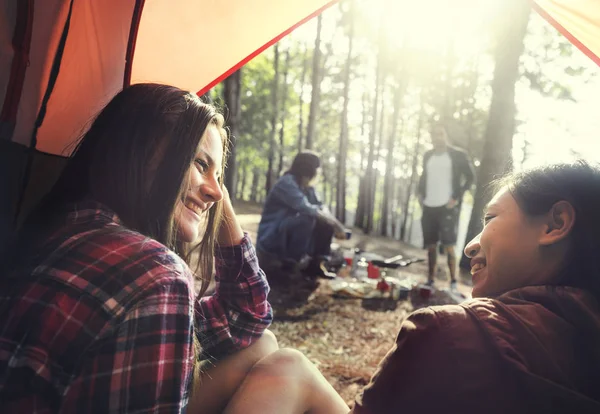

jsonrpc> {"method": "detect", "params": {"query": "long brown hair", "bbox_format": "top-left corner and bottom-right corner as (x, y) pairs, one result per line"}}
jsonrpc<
(16, 83), (228, 291)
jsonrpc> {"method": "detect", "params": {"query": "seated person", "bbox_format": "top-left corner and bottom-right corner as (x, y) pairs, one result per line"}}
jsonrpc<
(257, 151), (346, 280)
(353, 162), (600, 413)
(0, 84), (348, 414)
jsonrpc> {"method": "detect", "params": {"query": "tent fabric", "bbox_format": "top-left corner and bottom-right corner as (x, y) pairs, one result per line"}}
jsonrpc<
(1, 0), (339, 156)
(34, 0), (135, 155)
(533, 0), (600, 66)
(4, 0), (71, 148)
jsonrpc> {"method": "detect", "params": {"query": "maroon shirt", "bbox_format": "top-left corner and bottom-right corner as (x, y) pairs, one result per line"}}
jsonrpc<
(355, 286), (600, 414)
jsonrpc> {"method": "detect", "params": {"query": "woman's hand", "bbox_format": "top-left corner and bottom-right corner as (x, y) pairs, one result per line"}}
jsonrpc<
(333, 229), (347, 240)
(217, 186), (245, 247)
(317, 208), (347, 239)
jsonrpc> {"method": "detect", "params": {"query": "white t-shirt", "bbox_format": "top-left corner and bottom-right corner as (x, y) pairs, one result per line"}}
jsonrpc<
(423, 152), (453, 207)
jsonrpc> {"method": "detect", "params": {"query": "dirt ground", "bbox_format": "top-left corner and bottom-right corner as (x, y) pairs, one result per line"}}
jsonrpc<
(233, 200), (473, 407)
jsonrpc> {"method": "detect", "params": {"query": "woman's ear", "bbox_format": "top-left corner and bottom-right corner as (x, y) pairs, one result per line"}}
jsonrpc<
(539, 201), (575, 246)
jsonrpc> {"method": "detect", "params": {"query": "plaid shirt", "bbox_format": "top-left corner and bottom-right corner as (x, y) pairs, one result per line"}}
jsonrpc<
(0, 201), (272, 413)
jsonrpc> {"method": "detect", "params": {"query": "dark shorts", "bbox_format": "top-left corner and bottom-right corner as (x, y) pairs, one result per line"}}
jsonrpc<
(421, 205), (459, 247)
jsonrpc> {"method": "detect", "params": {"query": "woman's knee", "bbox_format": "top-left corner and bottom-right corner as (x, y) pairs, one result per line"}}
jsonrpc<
(252, 348), (314, 380)
(253, 329), (279, 357)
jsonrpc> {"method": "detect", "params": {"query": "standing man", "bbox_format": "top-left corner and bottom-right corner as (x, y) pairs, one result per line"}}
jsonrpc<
(418, 123), (475, 290)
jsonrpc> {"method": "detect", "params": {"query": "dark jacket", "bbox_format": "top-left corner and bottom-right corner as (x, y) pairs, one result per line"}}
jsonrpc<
(355, 286), (600, 414)
(418, 145), (475, 203)
(256, 174), (320, 256)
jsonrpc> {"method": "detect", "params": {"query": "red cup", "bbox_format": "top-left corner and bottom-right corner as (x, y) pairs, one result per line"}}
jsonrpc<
(367, 263), (380, 279)
(419, 286), (433, 299)
(344, 257), (353, 266)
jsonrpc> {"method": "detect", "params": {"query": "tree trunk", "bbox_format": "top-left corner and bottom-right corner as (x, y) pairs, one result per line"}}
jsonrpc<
(239, 163), (248, 201)
(401, 94), (425, 241)
(381, 85), (403, 236)
(354, 90), (370, 228)
(236, 161), (244, 199)
(335, 4), (354, 223)
(305, 14), (323, 150)
(322, 167), (329, 210)
(460, 0), (531, 268)
(442, 37), (456, 122)
(265, 44), (280, 195)
(297, 45), (309, 153)
(390, 119), (406, 239)
(277, 49), (291, 176)
(250, 168), (261, 203)
(371, 78), (386, 234)
(364, 50), (382, 234)
(223, 70), (242, 200)
(359, 90), (369, 168)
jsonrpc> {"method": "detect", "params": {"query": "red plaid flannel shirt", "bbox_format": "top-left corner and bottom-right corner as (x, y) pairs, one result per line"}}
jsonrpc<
(0, 201), (272, 413)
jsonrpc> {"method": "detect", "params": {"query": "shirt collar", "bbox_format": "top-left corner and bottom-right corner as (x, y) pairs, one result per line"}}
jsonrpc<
(66, 199), (122, 226)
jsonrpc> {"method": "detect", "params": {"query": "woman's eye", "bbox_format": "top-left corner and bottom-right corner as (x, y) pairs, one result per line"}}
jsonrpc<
(195, 159), (209, 172)
(483, 215), (495, 226)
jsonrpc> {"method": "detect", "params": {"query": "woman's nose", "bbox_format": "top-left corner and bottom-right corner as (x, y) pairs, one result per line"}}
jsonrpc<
(200, 176), (224, 202)
(464, 233), (481, 258)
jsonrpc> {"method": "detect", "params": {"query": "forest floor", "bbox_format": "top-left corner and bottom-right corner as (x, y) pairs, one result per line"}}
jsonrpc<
(233, 200), (473, 408)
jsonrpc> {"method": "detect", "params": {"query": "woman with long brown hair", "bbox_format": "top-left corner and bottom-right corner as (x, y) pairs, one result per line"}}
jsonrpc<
(0, 84), (348, 413)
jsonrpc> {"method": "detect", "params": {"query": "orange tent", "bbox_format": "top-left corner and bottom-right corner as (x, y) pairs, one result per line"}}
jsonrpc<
(532, 0), (600, 66)
(0, 0), (598, 249)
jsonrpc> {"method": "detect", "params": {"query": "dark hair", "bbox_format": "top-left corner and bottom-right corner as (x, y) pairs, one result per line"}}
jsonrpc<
(287, 151), (321, 182)
(497, 161), (600, 300)
(14, 83), (228, 295)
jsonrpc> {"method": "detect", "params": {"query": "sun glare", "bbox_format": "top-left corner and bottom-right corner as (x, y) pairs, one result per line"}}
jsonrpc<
(374, 0), (499, 56)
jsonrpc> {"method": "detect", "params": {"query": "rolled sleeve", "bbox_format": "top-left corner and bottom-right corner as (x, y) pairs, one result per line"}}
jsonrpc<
(195, 234), (273, 360)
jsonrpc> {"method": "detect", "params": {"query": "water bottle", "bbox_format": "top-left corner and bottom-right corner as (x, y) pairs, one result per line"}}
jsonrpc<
(355, 258), (369, 280)
(350, 248), (361, 278)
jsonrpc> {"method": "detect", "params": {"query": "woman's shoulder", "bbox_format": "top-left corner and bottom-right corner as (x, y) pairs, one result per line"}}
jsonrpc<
(84, 225), (192, 284)
(397, 299), (508, 354)
(32, 220), (194, 317)
(423, 297), (515, 336)
(277, 173), (297, 186)
(405, 301), (491, 336)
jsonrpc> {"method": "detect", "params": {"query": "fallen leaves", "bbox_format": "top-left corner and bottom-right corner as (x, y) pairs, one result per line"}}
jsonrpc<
(270, 282), (411, 407)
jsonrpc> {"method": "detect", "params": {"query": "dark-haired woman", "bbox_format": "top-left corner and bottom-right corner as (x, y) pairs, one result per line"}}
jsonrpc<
(352, 162), (600, 414)
(0, 84), (348, 413)
(257, 151), (346, 280)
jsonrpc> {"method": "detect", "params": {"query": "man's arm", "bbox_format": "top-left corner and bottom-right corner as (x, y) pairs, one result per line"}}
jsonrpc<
(450, 149), (475, 202)
(417, 151), (429, 201)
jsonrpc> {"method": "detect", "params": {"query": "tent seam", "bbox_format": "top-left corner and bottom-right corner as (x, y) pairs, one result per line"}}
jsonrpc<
(123, 0), (145, 88)
(0, 0), (34, 140)
(196, 0), (340, 96)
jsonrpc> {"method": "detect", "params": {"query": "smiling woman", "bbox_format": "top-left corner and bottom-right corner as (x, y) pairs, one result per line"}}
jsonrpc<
(0, 84), (349, 414)
(353, 162), (600, 413)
